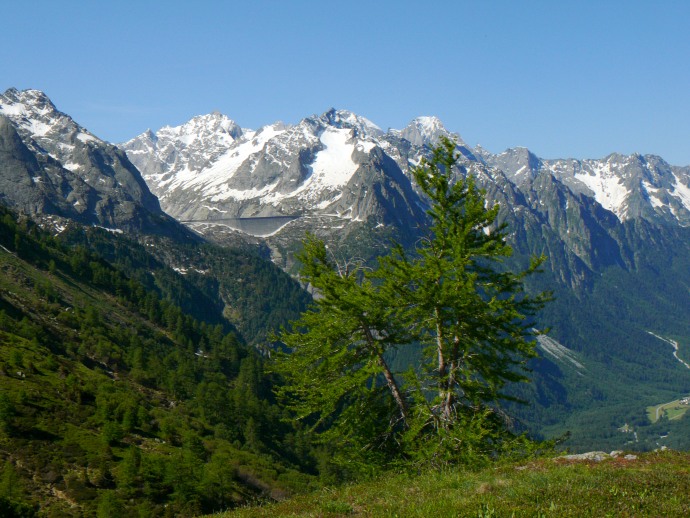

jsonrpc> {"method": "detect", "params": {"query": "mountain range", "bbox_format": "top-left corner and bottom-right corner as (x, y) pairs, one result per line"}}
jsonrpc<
(121, 104), (690, 286)
(122, 105), (690, 230)
(3, 87), (690, 451)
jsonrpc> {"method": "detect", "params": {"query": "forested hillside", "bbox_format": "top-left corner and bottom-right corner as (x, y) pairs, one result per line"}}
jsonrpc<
(0, 207), (316, 516)
(56, 225), (311, 345)
(507, 220), (690, 451)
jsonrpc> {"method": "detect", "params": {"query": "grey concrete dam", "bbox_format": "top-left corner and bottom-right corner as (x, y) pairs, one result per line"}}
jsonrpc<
(181, 215), (301, 236)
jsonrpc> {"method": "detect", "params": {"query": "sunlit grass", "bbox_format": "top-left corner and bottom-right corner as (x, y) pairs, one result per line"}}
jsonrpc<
(647, 399), (690, 423)
(212, 450), (690, 517)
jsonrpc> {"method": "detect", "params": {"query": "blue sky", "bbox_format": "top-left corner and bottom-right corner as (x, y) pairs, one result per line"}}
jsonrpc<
(3, 1), (689, 164)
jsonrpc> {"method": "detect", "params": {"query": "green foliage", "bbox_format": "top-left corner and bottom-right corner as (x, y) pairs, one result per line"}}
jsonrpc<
(0, 461), (33, 517)
(0, 497), (35, 518)
(96, 491), (125, 518)
(272, 234), (410, 475)
(220, 450), (690, 518)
(274, 137), (549, 474)
(0, 394), (15, 435)
(505, 231), (690, 451)
(0, 461), (22, 501)
(59, 225), (311, 344)
(0, 205), (317, 515)
(382, 137), (550, 464)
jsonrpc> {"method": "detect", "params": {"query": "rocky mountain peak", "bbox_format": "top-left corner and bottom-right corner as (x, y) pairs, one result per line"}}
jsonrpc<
(118, 103), (690, 247)
(0, 88), (102, 153)
(158, 112), (243, 143)
(487, 147), (543, 183)
(318, 108), (384, 139)
(143, 128), (157, 142)
(478, 144), (690, 226)
(0, 88), (187, 237)
(2, 88), (58, 114)
(400, 116), (456, 147)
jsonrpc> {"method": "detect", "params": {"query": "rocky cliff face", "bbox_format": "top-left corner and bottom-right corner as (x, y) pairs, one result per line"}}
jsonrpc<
(0, 88), (187, 237)
(124, 109), (429, 229)
(478, 146), (690, 227)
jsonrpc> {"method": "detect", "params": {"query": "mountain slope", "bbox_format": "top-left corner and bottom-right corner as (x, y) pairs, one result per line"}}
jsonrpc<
(5, 88), (689, 453)
(0, 206), (316, 515)
(0, 88), (311, 345)
(58, 226), (311, 345)
(124, 109), (427, 233)
(0, 88), (188, 238)
(477, 146), (690, 226)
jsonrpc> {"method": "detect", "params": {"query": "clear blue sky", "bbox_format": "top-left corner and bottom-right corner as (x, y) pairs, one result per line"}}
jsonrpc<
(3, 1), (689, 164)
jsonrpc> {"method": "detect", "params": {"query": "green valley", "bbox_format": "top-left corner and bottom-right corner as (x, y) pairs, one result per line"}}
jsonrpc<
(3, 78), (690, 517)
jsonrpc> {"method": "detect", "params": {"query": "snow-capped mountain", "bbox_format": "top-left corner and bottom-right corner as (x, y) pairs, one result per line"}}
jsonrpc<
(477, 146), (690, 226)
(396, 115), (453, 147)
(121, 104), (690, 284)
(125, 105), (690, 236)
(123, 108), (434, 235)
(122, 105), (690, 454)
(124, 112), (245, 187)
(121, 104), (690, 286)
(0, 88), (185, 236)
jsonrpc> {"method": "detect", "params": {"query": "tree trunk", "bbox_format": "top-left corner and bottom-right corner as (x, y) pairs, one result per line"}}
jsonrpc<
(377, 356), (408, 424)
(362, 324), (409, 425)
(442, 333), (460, 422)
(434, 306), (451, 427)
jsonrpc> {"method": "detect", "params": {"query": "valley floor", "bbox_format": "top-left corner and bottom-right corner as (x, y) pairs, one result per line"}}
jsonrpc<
(213, 450), (690, 517)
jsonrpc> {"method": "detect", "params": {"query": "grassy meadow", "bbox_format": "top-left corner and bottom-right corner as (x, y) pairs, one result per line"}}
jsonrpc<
(214, 450), (690, 517)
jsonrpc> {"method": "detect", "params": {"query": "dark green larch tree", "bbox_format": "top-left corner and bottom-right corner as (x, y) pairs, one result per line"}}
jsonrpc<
(273, 136), (549, 469)
(380, 136), (550, 460)
(271, 235), (412, 469)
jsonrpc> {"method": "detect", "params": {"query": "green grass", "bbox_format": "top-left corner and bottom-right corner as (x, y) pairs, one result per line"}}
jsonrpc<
(665, 406), (688, 421)
(646, 399), (690, 423)
(213, 450), (690, 517)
